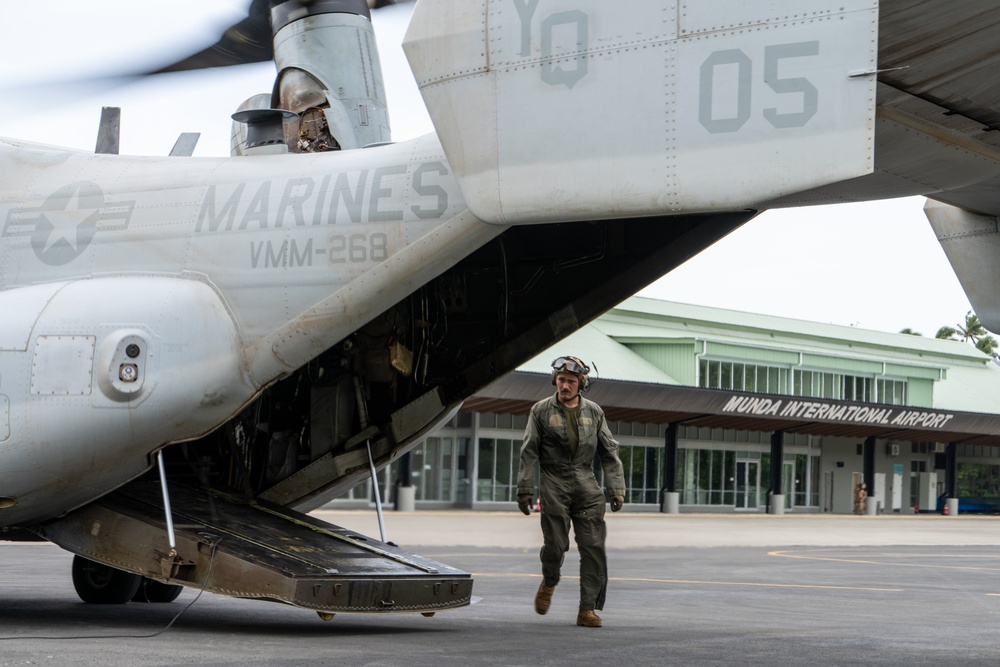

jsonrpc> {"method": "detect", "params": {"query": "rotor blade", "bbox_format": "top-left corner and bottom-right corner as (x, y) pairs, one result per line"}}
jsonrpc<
(148, 0), (274, 75)
(0, 0), (415, 109)
(148, 0), (412, 75)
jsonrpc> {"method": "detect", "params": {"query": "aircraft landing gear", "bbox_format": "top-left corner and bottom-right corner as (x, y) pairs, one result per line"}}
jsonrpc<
(71, 555), (142, 604)
(71, 556), (184, 603)
(131, 577), (183, 603)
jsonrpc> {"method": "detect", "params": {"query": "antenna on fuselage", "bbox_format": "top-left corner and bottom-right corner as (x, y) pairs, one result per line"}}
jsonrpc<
(169, 133), (201, 157)
(95, 106), (120, 155)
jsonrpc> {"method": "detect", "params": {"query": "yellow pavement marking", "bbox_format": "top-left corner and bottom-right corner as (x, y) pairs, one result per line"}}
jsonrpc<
(469, 571), (901, 592)
(769, 549), (1000, 573)
(422, 553), (532, 558)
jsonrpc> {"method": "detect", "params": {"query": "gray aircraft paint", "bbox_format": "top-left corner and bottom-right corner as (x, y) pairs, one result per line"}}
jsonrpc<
(0, 134), (484, 524)
(404, 0), (877, 224)
(2, 0), (1000, 535)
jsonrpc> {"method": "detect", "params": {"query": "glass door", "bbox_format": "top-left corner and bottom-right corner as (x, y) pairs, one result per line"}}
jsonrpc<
(735, 460), (759, 510)
(783, 461), (795, 511)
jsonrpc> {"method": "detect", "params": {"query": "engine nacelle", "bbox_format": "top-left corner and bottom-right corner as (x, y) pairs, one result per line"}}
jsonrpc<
(231, 1), (392, 156)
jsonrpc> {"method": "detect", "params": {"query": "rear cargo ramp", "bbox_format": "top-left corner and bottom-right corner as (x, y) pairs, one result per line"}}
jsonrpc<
(35, 482), (472, 615)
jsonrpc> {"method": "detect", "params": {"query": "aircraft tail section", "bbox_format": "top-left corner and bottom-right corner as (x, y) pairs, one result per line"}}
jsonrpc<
(404, 0), (878, 225)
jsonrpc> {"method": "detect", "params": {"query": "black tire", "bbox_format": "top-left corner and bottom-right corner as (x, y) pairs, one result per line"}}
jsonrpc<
(71, 555), (142, 604)
(131, 577), (184, 603)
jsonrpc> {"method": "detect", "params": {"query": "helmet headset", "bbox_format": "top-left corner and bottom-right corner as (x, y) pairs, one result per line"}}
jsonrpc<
(550, 355), (591, 392)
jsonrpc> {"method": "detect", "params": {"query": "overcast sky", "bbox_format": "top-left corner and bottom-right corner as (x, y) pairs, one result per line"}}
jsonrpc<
(0, 1), (978, 340)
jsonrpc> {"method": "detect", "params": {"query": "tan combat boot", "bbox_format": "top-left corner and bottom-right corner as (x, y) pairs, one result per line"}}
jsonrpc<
(576, 609), (602, 627)
(534, 582), (555, 615)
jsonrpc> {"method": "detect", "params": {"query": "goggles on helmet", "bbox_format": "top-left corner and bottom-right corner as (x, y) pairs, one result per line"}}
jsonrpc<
(551, 356), (590, 375)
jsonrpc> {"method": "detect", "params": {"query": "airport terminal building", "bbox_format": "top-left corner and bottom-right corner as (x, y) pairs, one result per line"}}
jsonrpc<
(332, 297), (1000, 514)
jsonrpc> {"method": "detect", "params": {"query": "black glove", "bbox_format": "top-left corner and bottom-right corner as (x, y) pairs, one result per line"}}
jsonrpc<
(610, 495), (624, 512)
(517, 494), (533, 515)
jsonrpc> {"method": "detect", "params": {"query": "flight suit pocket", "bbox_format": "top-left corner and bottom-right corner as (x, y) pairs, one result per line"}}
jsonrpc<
(571, 505), (607, 548)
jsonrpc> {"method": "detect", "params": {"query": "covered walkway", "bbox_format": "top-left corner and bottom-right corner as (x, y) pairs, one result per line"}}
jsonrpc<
(464, 372), (1000, 514)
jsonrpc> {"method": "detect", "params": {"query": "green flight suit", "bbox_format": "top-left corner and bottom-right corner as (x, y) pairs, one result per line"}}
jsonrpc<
(517, 393), (626, 611)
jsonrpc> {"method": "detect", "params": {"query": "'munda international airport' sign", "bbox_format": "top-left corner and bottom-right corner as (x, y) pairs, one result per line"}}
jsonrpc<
(721, 395), (954, 430)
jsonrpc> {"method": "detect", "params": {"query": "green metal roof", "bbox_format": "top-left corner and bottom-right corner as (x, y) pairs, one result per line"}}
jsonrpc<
(516, 323), (680, 385)
(514, 295), (1000, 415)
(608, 296), (989, 366)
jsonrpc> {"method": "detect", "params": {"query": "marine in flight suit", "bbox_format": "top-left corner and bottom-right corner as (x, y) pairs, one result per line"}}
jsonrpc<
(516, 356), (626, 627)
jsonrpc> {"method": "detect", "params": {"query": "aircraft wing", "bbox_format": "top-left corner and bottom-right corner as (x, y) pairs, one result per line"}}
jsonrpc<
(877, 0), (1000, 217)
(874, 1), (1000, 332)
(764, 0), (1000, 217)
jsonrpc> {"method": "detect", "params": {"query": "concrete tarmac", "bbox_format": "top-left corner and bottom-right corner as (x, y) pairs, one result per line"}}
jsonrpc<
(3, 511), (1000, 666)
(316, 508), (1000, 549)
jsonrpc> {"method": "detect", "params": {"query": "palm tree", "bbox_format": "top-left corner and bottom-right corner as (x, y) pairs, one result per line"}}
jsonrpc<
(976, 335), (999, 358)
(938, 311), (999, 359)
(899, 327), (922, 336)
(935, 326), (958, 341)
(957, 311), (988, 343)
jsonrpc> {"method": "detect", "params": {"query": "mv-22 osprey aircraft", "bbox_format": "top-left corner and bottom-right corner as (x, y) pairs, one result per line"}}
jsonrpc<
(2, 0), (1000, 618)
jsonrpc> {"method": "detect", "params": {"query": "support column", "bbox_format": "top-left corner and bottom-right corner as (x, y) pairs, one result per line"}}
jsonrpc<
(470, 411), (481, 510)
(768, 430), (784, 515)
(395, 451), (415, 512)
(945, 442), (958, 517)
(863, 436), (876, 515)
(661, 422), (680, 514)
